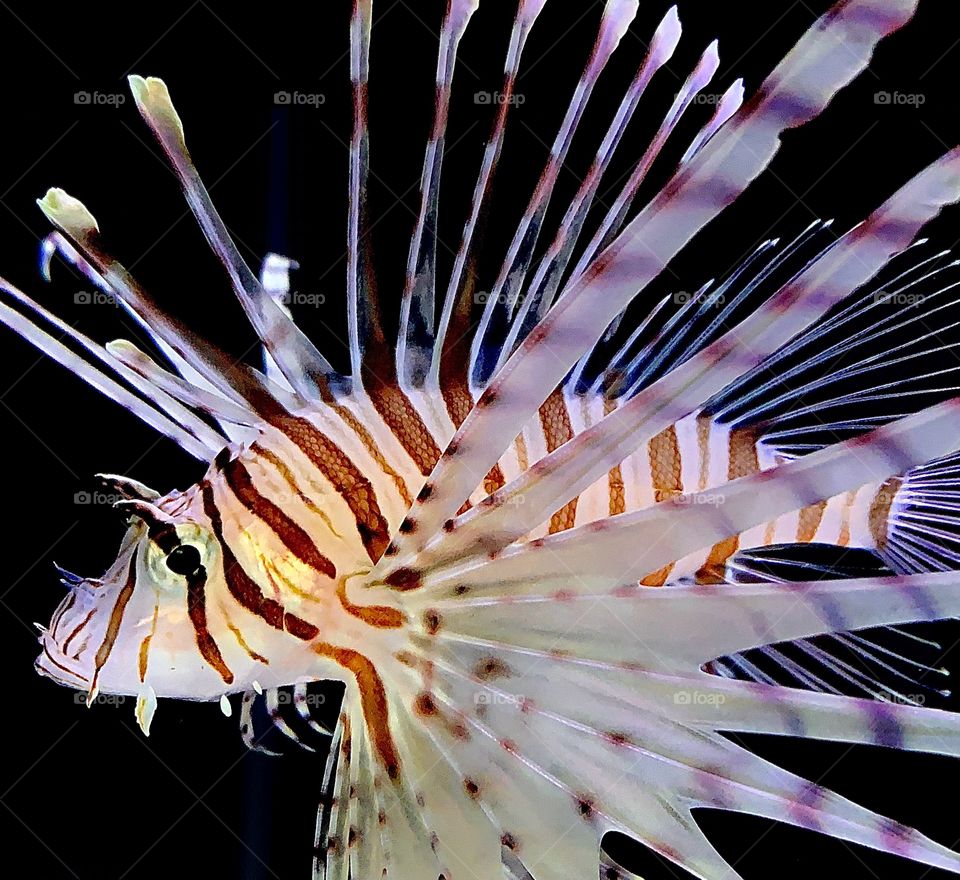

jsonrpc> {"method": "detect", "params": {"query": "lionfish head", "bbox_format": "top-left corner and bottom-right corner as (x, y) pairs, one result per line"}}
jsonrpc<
(36, 475), (230, 726)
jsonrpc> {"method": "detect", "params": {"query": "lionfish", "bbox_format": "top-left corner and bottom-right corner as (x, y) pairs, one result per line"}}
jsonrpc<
(7, 0), (960, 877)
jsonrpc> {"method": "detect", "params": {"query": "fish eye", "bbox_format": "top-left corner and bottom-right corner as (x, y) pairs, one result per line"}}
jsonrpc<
(165, 544), (202, 577)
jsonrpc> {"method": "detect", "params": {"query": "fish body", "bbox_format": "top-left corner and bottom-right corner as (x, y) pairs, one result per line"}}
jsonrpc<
(8, 1), (960, 878)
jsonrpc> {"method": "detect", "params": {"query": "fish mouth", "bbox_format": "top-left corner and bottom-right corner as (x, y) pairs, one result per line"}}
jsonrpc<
(35, 578), (99, 690)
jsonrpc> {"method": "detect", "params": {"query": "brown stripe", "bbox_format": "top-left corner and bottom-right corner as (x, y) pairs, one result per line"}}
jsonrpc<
(271, 415), (392, 562)
(648, 426), (683, 503)
(442, 382), (501, 502)
(314, 643), (401, 781)
(328, 402), (414, 507)
(90, 549), (139, 691)
(640, 563), (675, 587)
(695, 535), (740, 584)
(727, 426), (760, 480)
(367, 385), (443, 478)
(186, 565), (235, 685)
(253, 443), (344, 537)
(696, 414), (712, 491)
(797, 501), (828, 543)
(224, 613), (270, 665)
(604, 399), (625, 516)
(869, 477), (902, 550)
(138, 605), (159, 682)
(221, 456), (337, 579)
(201, 483), (320, 641)
(540, 388), (578, 533)
(337, 576), (406, 629)
(62, 609), (95, 657)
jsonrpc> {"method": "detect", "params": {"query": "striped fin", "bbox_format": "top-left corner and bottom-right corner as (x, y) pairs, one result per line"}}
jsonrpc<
(396, 0), (480, 388)
(404, 393), (960, 602)
(706, 545), (951, 704)
(469, 0), (642, 386)
(127, 76), (339, 400)
(106, 340), (258, 426)
(706, 248), (960, 451)
(347, 0), (385, 385)
(559, 38), (723, 318)
(0, 277), (223, 458)
(433, 0), (552, 387)
(387, 575), (960, 879)
(35, 188), (292, 421)
(384, 144), (960, 577)
(495, 6), (683, 375)
(40, 229), (256, 443)
(381, 0), (923, 567)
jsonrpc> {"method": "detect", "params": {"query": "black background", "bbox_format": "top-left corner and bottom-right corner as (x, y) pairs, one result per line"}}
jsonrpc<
(1, 1), (960, 878)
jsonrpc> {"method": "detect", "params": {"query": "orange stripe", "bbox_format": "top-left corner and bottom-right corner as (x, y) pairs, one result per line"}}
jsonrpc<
(797, 501), (828, 543)
(727, 426), (760, 480)
(838, 490), (857, 546)
(604, 400), (625, 516)
(314, 644), (401, 781)
(641, 562), (675, 587)
(869, 477), (902, 550)
(337, 576), (406, 629)
(272, 415), (392, 562)
(695, 536), (740, 584)
(366, 385), (442, 480)
(648, 426), (683, 503)
(696, 415), (712, 491)
(540, 388), (578, 533)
